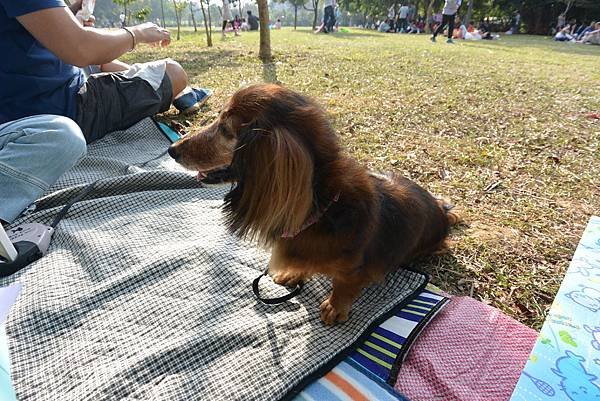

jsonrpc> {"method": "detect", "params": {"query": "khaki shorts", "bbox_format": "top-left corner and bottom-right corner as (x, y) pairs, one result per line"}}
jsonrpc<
(75, 60), (173, 143)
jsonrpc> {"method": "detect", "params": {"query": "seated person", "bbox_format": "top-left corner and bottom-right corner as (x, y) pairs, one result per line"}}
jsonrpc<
(554, 25), (575, 41)
(465, 28), (482, 40)
(577, 21), (597, 41)
(0, 0), (211, 225)
(407, 20), (420, 34)
(378, 19), (391, 33)
(567, 19), (578, 36)
(478, 19), (490, 34)
(453, 17), (464, 39)
(233, 15), (242, 31)
(240, 18), (250, 31)
(274, 18), (282, 29)
(579, 22), (600, 45)
(246, 10), (259, 31)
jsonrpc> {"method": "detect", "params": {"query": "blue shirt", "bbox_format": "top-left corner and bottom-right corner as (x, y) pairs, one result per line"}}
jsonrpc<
(0, 0), (84, 125)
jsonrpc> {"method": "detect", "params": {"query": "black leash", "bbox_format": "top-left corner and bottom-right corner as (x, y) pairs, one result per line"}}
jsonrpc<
(252, 268), (304, 305)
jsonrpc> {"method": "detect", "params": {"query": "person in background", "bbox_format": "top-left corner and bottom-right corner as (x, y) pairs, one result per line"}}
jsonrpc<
(274, 18), (282, 29)
(513, 12), (520, 34)
(335, 5), (342, 31)
(378, 19), (391, 33)
(579, 21), (600, 45)
(323, 0), (336, 33)
(576, 21), (596, 41)
(432, 11), (442, 32)
(398, 3), (409, 32)
(431, 0), (462, 43)
(557, 13), (566, 29)
(246, 10), (259, 31)
(453, 15), (464, 39)
(568, 18), (578, 35)
(554, 25), (575, 42)
(221, 0), (232, 38)
(231, 14), (241, 36)
(416, 18), (425, 33)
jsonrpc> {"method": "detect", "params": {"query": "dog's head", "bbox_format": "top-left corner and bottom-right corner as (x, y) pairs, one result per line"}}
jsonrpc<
(169, 84), (340, 243)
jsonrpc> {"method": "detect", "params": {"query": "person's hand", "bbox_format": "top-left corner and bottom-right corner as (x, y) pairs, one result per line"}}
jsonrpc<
(75, 11), (95, 27)
(131, 23), (171, 47)
(83, 14), (95, 27)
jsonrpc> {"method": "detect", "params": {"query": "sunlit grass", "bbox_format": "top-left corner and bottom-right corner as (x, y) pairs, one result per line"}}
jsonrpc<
(122, 28), (600, 329)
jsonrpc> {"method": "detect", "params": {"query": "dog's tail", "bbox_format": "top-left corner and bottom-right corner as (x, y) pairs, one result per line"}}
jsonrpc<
(437, 199), (462, 226)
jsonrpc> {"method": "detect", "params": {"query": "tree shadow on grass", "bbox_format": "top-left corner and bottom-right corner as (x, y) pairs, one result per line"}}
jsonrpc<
(130, 49), (242, 74)
(292, 29), (382, 39)
(463, 38), (600, 57)
(410, 252), (471, 296)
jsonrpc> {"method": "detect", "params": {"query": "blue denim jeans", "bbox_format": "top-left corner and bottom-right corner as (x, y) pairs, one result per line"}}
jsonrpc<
(0, 115), (86, 223)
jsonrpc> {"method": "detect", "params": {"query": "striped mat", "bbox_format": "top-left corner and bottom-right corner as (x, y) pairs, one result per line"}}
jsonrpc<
(293, 286), (449, 401)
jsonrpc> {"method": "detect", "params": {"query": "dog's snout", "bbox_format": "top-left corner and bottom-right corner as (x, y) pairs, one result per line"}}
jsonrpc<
(168, 145), (179, 160)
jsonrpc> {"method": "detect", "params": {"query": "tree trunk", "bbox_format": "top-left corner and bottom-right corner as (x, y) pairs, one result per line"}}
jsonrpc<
(160, 0), (166, 27)
(257, 0), (271, 61)
(312, 0), (319, 31)
(173, 0), (181, 40)
(124, 3), (127, 26)
(190, 1), (197, 32)
(207, 0), (213, 39)
(200, 0), (212, 46)
(464, 0), (474, 27)
(294, 5), (297, 30)
(238, 0), (243, 19)
(563, 0), (574, 16)
(425, 0), (434, 34)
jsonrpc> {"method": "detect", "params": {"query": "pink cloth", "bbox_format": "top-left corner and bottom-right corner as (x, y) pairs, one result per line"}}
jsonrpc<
(394, 296), (537, 401)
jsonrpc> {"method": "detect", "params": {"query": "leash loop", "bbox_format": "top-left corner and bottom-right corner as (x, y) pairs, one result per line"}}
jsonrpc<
(252, 268), (303, 305)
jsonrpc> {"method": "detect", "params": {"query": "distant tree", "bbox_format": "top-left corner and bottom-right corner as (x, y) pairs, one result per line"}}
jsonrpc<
(173, 0), (187, 40)
(199, 0), (213, 46)
(304, 0), (320, 30)
(274, 0), (305, 29)
(134, 6), (152, 22)
(160, 0), (166, 27)
(112, 0), (138, 25)
(257, 0), (272, 61)
(189, 1), (198, 32)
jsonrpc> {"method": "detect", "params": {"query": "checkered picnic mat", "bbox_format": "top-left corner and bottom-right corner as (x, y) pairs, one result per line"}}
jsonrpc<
(0, 119), (427, 401)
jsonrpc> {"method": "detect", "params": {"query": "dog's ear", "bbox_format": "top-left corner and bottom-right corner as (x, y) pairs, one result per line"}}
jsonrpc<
(225, 125), (314, 244)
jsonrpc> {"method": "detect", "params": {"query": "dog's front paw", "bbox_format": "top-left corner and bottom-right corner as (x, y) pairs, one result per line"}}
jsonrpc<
(319, 297), (349, 325)
(272, 271), (305, 287)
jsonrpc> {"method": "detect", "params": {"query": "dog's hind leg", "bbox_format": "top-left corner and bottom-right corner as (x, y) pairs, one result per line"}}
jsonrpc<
(437, 199), (462, 226)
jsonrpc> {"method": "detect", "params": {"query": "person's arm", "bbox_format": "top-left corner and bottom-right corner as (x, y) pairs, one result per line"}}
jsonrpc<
(101, 60), (131, 72)
(16, 6), (170, 68)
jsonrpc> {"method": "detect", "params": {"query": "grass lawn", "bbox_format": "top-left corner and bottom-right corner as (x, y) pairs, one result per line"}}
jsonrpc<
(122, 28), (599, 329)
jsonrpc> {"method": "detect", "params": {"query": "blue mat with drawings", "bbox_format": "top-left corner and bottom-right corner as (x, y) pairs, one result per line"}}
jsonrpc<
(0, 283), (20, 401)
(510, 216), (600, 401)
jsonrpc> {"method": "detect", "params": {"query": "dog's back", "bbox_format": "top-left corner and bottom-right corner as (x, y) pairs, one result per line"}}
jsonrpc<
(366, 173), (456, 272)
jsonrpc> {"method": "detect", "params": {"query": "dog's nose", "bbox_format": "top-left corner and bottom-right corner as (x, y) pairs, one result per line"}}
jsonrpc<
(168, 145), (179, 160)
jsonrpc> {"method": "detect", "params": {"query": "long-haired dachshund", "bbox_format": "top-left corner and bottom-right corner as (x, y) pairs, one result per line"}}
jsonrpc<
(168, 84), (459, 325)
